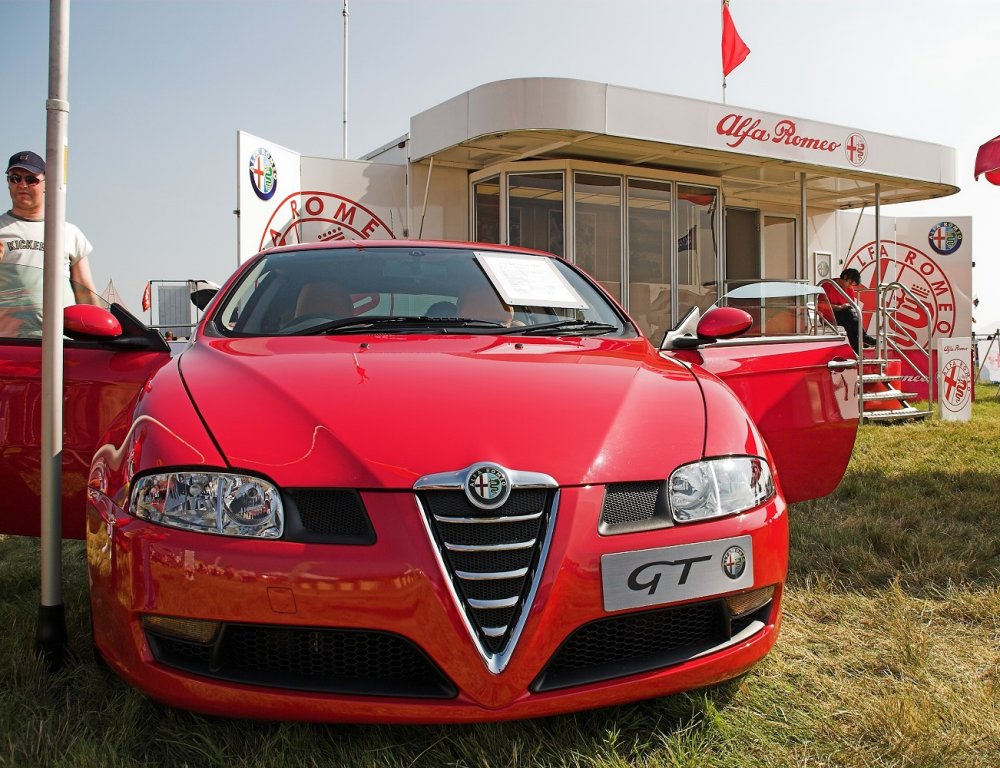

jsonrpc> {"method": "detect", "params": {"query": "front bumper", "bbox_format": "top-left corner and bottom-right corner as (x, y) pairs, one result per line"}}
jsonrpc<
(86, 484), (787, 723)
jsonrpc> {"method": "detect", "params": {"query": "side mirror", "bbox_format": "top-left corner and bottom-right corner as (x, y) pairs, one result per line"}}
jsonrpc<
(189, 280), (220, 311)
(64, 304), (122, 339)
(661, 305), (753, 350)
(696, 306), (754, 341)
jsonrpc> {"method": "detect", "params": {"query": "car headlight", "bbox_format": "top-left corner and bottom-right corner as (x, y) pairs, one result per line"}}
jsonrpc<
(130, 471), (283, 538)
(668, 456), (774, 523)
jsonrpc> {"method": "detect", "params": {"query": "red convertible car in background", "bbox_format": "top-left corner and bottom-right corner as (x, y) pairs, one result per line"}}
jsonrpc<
(0, 242), (859, 723)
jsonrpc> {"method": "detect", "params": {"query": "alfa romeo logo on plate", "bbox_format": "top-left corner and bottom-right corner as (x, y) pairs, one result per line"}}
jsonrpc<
(465, 465), (511, 509)
(928, 221), (963, 255)
(941, 358), (972, 412)
(249, 147), (278, 201)
(722, 546), (746, 579)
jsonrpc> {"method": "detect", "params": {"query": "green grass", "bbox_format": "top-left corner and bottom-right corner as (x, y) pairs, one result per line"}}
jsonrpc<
(3, 388), (1000, 767)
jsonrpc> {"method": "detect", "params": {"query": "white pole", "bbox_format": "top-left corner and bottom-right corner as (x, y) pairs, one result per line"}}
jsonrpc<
(343, 0), (349, 158)
(38, 0), (71, 669)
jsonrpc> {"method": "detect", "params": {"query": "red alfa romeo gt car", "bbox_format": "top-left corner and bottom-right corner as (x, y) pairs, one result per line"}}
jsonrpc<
(0, 242), (859, 723)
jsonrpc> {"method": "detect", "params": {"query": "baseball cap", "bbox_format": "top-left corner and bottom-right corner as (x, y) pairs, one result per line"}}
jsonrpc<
(7, 151), (45, 175)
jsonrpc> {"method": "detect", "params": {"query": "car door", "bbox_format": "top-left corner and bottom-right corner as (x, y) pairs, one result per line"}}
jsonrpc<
(671, 335), (859, 505)
(0, 282), (172, 539)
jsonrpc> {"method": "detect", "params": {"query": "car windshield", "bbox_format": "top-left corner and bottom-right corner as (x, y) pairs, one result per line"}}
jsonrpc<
(210, 245), (635, 338)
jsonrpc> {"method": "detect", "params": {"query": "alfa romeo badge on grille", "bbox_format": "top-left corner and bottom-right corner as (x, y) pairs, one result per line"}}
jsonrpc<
(465, 464), (511, 509)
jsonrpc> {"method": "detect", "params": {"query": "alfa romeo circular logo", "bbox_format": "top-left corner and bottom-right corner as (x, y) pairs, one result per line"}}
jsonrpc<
(941, 358), (972, 413)
(249, 147), (278, 201)
(465, 465), (511, 510)
(928, 221), (963, 255)
(845, 132), (868, 166)
(722, 546), (746, 579)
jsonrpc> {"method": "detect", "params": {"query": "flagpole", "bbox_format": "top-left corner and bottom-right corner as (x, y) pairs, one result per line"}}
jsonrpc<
(342, 0), (349, 158)
(721, 1), (726, 104)
(37, 0), (71, 671)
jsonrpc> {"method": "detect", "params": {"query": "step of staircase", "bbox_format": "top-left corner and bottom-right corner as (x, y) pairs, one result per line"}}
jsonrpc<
(862, 407), (933, 422)
(862, 389), (918, 402)
(861, 373), (903, 384)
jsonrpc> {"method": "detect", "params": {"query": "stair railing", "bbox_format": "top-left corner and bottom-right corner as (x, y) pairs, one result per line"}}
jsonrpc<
(877, 281), (934, 412)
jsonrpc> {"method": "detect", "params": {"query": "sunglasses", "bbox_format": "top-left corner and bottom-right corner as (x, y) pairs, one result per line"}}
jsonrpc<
(7, 173), (42, 186)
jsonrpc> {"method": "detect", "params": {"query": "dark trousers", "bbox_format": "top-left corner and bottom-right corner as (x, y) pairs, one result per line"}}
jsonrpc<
(834, 307), (865, 350)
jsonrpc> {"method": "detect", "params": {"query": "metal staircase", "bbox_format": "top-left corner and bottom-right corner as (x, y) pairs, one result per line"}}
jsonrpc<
(820, 280), (935, 423)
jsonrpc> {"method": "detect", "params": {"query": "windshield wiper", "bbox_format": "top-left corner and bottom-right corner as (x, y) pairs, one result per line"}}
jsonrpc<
(298, 316), (505, 335)
(506, 320), (619, 337)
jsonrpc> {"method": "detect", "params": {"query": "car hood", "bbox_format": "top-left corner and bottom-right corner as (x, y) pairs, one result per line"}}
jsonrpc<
(177, 335), (707, 488)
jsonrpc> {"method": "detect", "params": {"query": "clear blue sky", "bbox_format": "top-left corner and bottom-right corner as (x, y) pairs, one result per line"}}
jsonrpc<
(3, 0), (999, 327)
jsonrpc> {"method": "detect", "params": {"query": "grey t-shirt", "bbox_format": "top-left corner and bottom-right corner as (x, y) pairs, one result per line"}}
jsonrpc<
(0, 211), (94, 337)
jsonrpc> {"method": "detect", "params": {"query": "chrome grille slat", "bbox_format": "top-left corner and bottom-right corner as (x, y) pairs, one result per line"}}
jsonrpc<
(455, 568), (528, 580)
(467, 596), (519, 609)
(433, 511), (543, 524)
(445, 540), (536, 552)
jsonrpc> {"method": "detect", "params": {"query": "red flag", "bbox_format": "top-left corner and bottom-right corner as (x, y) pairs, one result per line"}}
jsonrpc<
(141, 281), (151, 312)
(722, 1), (750, 77)
(974, 135), (1000, 185)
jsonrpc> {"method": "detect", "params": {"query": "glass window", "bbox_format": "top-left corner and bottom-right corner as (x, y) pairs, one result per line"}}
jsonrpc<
(677, 184), (719, 318)
(724, 207), (760, 289)
(763, 216), (797, 279)
(507, 173), (564, 256)
(574, 173), (622, 299)
(473, 177), (500, 244)
(627, 178), (671, 342)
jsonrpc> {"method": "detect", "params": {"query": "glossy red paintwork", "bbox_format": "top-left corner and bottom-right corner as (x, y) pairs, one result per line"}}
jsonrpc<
(0, 340), (169, 538)
(175, 335), (706, 486)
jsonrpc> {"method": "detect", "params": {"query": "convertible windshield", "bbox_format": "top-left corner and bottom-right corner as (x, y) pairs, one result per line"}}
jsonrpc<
(211, 245), (635, 338)
(698, 279), (840, 338)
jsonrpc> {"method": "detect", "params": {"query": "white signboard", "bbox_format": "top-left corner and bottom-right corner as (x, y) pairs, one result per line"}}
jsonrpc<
(938, 337), (973, 421)
(237, 132), (406, 264)
(237, 131), (301, 264)
(476, 252), (586, 309)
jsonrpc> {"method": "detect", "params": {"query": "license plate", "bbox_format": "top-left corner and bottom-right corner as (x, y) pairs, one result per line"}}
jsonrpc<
(601, 535), (754, 612)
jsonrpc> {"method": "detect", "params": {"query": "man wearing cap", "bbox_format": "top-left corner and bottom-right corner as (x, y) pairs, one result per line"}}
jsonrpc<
(0, 150), (98, 336)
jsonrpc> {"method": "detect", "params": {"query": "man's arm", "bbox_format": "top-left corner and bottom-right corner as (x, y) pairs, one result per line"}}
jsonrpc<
(70, 255), (99, 305)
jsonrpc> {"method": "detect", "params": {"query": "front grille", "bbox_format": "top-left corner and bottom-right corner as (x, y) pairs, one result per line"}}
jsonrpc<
(600, 481), (673, 534)
(282, 489), (376, 544)
(420, 488), (554, 655)
(532, 599), (772, 692)
(147, 623), (455, 698)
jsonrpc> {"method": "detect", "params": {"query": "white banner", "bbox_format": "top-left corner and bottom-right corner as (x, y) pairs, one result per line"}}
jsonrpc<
(977, 334), (1000, 382)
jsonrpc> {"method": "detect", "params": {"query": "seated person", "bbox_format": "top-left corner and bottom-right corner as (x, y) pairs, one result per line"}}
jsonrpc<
(456, 284), (515, 326)
(822, 269), (875, 349)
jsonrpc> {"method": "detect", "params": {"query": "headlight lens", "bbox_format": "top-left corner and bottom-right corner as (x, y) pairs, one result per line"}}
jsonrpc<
(668, 456), (774, 523)
(130, 471), (283, 538)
